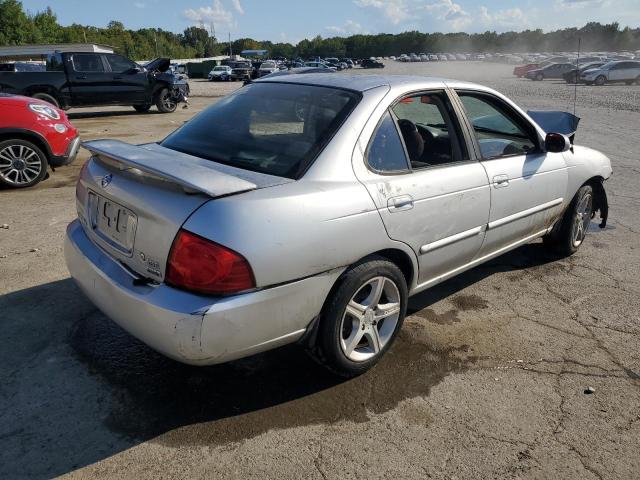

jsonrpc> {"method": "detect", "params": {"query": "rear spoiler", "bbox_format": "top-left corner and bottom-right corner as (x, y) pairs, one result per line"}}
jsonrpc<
(527, 111), (580, 143)
(82, 139), (289, 197)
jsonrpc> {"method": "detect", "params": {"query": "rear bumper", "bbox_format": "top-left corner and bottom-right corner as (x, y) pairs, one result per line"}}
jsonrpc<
(64, 219), (342, 365)
(50, 135), (80, 167)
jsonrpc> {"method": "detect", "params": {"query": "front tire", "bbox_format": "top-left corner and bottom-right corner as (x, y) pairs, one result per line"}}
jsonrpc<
(595, 75), (606, 86)
(155, 88), (177, 113)
(544, 185), (593, 256)
(0, 139), (48, 188)
(536, 73), (544, 81)
(313, 256), (408, 377)
(31, 92), (59, 108)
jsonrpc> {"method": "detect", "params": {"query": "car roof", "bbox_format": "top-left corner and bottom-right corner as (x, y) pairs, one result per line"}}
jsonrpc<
(257, 73), (474, 92)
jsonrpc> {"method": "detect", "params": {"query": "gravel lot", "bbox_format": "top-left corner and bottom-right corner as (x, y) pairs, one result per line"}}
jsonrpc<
(1, 61), (639, 480)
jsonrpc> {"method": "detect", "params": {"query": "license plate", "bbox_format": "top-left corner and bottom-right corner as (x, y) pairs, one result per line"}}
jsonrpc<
(88, 191), (137, 254)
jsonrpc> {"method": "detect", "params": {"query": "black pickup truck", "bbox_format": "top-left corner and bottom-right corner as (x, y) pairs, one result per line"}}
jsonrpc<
(0, 52), (189, 113)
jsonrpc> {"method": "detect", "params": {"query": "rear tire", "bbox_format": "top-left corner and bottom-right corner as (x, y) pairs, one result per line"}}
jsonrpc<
(31, 92), (59, 108)
(133, 104), (151, 113)
(155, 88), (177, 113)
(544, 185), (593, 257)
(0, 139), (48, 188)
(312, 256), (408, 377)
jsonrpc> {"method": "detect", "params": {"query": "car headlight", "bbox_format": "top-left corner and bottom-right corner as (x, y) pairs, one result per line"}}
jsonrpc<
(53, 123), (67, 133)
(29, 103), (60, 120)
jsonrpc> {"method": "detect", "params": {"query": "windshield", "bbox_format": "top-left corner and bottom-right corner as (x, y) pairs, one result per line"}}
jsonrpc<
(261, 62), (276, 68)
(213, 66), (227, 71)
(162, 83), (360, 179)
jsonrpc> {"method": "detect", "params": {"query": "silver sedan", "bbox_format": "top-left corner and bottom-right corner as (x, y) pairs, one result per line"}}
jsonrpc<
(65, 74), (611, 376)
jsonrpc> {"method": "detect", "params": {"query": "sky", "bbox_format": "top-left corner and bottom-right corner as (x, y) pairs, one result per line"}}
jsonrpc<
(19, 0), (640, 44)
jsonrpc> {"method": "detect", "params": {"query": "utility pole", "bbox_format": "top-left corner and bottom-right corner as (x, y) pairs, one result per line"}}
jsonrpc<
(154, 30), (158, 57)
(229, 32), (232, 58)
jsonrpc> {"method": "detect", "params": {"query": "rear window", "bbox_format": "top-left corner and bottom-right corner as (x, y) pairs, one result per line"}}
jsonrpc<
(162, 82), (360, 178)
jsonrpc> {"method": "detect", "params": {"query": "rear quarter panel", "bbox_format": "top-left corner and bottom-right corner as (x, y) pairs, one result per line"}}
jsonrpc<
(182, 179), (408, 287)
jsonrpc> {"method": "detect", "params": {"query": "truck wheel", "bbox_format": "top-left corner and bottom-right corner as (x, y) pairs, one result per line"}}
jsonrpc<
(31, 92), (59, 108)
(155, 88), (177, 113)
(133, 105), (151, 113)
(544, 185), (593, 257)
(0, 139), (48, 188)
(311, 256), (407, 377)
(595, 75), (606, 86)
(625, 80), (634, 85)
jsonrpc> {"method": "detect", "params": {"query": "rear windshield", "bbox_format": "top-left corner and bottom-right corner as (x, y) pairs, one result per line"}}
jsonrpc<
(162, 82), (360, 178)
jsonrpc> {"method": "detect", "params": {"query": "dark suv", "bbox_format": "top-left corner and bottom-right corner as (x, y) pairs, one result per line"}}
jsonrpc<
(230, 62), (253, 81)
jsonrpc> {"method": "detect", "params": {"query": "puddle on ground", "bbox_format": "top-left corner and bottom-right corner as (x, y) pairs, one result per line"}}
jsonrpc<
(69, 312), (475, 446)
(451, 294), (489, 311)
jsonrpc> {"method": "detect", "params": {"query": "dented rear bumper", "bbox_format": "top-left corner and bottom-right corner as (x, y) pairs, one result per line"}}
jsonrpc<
(64, 220), (342, 365)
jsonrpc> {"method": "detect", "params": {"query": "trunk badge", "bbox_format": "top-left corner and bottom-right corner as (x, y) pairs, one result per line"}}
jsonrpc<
(101, 174), (113, 188)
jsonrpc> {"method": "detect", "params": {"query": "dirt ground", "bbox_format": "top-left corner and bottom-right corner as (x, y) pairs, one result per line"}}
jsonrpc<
(1, 62), (639, 480)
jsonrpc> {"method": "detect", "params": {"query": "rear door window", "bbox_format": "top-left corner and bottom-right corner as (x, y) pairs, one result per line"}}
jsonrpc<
(71, 54), (105, 72)
(391, 91), (468, 168)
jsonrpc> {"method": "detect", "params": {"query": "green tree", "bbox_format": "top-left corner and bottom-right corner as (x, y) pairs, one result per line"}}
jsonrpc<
(0, 0), (37, 45)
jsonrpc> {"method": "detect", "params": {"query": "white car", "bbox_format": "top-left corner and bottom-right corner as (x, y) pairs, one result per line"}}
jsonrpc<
(258, 61), (278, 77)
(581, 60), (640, 85)
(207, 65), (232, 81)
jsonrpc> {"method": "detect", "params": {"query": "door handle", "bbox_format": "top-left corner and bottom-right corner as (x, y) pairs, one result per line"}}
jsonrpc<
(388, 195), (414, 212)
(75, 75), (87, 80)
(493, 174), (509, 188)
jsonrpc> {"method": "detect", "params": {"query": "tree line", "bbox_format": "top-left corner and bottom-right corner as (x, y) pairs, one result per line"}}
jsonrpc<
(1, 0), (638, 61)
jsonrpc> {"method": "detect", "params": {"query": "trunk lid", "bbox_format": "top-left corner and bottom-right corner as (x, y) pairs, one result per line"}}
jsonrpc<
(76, 140), (292, 282)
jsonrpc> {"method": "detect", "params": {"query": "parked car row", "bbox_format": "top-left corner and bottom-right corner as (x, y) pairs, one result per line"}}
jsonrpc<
(396, 53), (475, 62)
(207, 57), (373, 81)
(517, 59), (640, 85)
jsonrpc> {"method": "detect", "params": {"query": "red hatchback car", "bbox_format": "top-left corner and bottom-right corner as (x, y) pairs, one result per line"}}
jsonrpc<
(513, 63), (540, 78)
(0, 93), (79, 188)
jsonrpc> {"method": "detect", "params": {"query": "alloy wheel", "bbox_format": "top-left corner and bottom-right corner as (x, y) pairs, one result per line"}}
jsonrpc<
(0, 144), (43, 186)
(572, 192), (592, 248)
(162, 92), (176, 111)
(339, 276), (401, 362)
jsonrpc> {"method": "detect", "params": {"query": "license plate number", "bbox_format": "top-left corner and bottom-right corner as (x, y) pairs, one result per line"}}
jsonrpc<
(88, 191), (137, 254)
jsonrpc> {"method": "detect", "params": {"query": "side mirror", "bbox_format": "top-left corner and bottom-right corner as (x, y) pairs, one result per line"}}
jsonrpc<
(545, 132), (571, 153)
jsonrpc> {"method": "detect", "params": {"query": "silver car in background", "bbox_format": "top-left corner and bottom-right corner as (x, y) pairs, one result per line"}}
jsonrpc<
(65, 74), (611, 376)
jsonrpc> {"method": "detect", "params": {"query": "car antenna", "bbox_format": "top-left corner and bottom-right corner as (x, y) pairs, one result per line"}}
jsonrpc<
(573, 37), (581, 119)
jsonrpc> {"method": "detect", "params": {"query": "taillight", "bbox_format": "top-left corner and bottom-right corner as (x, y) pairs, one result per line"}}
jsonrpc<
(165, 230), (255, 295)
